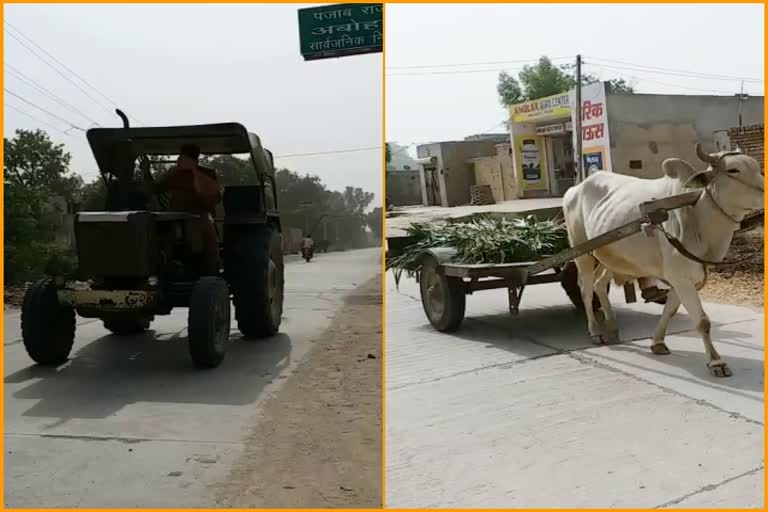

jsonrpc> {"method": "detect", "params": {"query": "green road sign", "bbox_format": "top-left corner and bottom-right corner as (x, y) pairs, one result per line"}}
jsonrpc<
(298, 3), (382, 61)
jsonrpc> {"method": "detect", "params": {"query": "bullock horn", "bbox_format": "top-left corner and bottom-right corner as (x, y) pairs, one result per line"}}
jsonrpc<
(695, 143), (716, 165)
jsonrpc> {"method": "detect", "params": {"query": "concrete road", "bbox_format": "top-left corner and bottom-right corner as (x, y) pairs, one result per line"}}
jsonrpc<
(4, 248), (380, 508)
(386, 274), (763, 508)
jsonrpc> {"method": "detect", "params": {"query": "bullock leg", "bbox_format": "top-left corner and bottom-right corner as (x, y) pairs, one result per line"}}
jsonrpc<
(668, 279), (731, 377)
(594, 266), (619, 344)
(651, 291), (681, 355)
(574, 255), (603, 344)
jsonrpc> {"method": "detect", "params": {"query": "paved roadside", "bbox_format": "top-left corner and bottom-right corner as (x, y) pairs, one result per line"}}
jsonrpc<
(386, 273), (763, 508)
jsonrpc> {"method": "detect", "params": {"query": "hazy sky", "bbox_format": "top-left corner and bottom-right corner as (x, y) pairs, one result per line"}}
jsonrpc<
(386, 3), (764, 154)
(4, 3), (382, 202)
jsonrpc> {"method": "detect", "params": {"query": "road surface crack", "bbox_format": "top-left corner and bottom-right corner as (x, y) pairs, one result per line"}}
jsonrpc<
(653, 465), (764, 508)
(566, 351), (763, 426)
(388, 352), (556, 391)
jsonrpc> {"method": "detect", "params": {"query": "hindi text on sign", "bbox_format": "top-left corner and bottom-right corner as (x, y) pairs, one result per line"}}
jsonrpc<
(581, 101), (604, 121)
(312, 8), (353, 20)
(298, 3), (382, 60)
(581, 123), (605, 142)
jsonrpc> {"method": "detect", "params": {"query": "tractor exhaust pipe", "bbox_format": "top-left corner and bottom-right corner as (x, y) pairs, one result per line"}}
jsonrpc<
(115, 109), (130, 129)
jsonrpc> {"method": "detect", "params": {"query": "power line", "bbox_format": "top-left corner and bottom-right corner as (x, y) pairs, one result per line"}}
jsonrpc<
(389, 67), (525, 77)
(584, 56), (763, 83)
(5, 88), (87, 131)
(386, 55), (573, 70)
(5, 21), (126, 105)
(4, 22), (142, 125)
(636, 76), (762, 96)
(5, 64), (101, 125)
(274, 146), (382, 159)
(585, 64), (761, 95)
(5, 103), (72, 136)
(4, 25), (114, 116)
(387, 54), (763, 85)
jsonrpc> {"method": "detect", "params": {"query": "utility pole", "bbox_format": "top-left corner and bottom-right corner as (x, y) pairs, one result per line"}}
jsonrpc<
(738, 80), (745, 128)
(574, 54), (584, 182)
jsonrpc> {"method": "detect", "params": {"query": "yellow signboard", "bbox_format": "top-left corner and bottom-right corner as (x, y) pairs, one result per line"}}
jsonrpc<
(509, 91), (571, 123)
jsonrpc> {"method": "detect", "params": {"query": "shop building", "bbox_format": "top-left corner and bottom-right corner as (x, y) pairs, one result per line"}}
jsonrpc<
(506, 82), (764, 198)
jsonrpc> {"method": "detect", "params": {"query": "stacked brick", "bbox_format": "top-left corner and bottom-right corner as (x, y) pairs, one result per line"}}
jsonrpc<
(728, 124), (764, 169)
(470, 184), (495, 206)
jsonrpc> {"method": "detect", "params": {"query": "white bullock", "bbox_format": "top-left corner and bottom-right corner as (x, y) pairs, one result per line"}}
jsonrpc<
(563, 144), (763, 377)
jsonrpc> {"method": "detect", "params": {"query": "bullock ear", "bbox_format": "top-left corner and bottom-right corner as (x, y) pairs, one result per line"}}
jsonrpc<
(662, 158), (698, 180)
(684, 170), (714, 188)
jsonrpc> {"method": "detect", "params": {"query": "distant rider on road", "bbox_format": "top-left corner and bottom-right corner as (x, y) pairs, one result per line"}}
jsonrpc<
(303, 233), (314, 251)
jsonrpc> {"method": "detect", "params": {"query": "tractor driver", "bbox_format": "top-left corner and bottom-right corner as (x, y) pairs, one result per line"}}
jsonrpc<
(140, 143), (222, 275)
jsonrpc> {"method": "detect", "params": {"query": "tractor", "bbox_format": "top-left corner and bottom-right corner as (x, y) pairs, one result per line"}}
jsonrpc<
(21, 112), (284, 368)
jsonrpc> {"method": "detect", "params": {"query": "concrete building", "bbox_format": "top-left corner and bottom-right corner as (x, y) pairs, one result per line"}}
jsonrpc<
(605, 92), (763, 179)
(386, 169), (422, 207)
(463, 133), (510, 143)
(386, 142), (423, 207)
(501, 82), (764, 198)
(416, 138), (503, 207)
(470, 143), (517, 203)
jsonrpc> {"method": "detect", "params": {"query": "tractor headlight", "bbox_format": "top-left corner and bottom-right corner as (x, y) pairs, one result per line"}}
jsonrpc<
(147, 276), (159, 287)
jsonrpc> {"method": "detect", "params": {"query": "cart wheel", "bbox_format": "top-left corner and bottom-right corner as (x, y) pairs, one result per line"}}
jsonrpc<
(419, 256), (466, 332)
(561, 261), (603, 312)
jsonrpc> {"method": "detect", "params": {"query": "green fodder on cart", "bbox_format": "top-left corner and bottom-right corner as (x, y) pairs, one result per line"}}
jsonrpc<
(386, 215), (569, 282)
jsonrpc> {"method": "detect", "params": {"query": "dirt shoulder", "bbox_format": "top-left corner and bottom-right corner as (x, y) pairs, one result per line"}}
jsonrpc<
(214, 276), (382, 508)
(699, 227), (763, 308)
(5, 284), (26, 309)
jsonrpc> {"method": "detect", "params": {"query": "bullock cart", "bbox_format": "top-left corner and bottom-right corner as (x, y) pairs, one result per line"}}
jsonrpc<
(388, 191), (762, 332)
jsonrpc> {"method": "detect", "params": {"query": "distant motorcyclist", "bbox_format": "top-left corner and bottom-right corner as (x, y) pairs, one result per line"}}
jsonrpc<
(303, 233), (314, 250)
(302, 233), (314, 261)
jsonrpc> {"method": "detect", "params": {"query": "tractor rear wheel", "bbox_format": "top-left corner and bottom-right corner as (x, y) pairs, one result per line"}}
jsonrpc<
(22, 279), (76, 365)
(226, 225), (284, 339)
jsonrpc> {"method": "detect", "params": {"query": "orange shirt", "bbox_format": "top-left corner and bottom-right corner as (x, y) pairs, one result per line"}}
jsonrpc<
(156, 165), (221, 214)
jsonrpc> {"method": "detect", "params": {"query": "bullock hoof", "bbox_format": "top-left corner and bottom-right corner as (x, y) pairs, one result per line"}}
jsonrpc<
(590, 335), (604, 345)
(602, 330), (620, 344)
(708, 361), (733, 378)
(651, 342), (670, 355)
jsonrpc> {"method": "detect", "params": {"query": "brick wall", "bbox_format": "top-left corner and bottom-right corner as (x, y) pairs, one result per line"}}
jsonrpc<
(727, 124), (764, 169)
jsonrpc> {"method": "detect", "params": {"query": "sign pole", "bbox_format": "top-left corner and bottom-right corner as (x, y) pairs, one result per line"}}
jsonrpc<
(574, 54), (583, 183)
